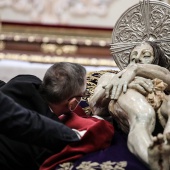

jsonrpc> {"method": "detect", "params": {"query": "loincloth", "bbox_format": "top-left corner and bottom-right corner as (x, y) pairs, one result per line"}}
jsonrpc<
(146, 78), (167, 110)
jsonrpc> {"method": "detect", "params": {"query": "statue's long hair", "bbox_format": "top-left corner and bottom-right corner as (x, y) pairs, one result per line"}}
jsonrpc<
(147, 41), (168, 68)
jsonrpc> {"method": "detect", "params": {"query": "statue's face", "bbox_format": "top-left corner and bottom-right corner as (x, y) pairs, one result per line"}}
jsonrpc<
(129, 42), (154, 64)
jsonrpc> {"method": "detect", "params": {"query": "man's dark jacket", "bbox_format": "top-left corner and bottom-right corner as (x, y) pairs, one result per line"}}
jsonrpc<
(0, 75), (78, 170)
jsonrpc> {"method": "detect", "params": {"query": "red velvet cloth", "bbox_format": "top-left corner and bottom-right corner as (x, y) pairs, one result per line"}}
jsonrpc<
(40, 107), (114, 170)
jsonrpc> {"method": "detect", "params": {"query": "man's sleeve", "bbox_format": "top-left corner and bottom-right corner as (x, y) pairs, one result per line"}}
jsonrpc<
(0, 91), (79, 151)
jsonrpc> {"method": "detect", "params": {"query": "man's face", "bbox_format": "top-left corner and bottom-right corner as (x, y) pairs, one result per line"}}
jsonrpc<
(129, 42), (154, 64)
(49, 78), (87, 116)
(67, 80), (87, 112)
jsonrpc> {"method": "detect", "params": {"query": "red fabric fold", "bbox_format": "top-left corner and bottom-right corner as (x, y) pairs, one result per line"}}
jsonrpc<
(40, 107), (114, 170)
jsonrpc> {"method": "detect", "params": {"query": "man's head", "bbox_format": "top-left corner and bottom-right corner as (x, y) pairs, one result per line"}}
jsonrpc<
(40, 62), (87, 116)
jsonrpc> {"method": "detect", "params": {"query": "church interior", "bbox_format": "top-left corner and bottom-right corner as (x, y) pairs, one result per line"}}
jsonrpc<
(1, 0), (170, 170)
(0, 0), (140, 81)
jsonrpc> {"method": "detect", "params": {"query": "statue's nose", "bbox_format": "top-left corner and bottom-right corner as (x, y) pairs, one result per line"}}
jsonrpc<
(135, 55), (141, 63)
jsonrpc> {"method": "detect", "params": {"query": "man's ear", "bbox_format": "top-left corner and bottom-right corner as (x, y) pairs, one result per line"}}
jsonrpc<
(68, 101), (73, 111)
(68, 98), (77, 111)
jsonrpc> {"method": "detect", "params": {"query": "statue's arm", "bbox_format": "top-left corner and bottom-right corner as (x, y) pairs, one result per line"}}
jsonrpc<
(127, 64), (170, 91)
(89, 73), (115, 116)
(104, 63), (170, 99)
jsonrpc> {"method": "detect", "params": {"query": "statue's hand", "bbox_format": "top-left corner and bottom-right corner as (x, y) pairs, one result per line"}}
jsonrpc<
(102, 71), (129, 100)
(128, 76), (153, 95)
(102, 64), (139, 100)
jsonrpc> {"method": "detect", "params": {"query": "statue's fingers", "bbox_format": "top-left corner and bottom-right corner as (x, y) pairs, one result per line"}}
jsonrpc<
(129, 84), (147, 95)
(103, 84), (112, 98)
(123, 82), (128, 93)
(114, 85), (123, 100)
(144, 79), (153, 92)
(138, 81), (152, 93)
(111, 85), (117, 99)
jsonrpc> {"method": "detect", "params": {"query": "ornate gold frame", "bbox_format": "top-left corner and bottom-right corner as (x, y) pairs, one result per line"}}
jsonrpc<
(0, 22), (116, 67)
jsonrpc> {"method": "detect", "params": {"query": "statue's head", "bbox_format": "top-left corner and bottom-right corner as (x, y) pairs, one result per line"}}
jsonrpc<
(111, 0), (170, 70)
(128, 41), (168, 68)
(129, 41), (154, 64)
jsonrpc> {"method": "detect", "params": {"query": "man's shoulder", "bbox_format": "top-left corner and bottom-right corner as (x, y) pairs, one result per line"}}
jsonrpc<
(8, 74), (42, 84)
(0, 74), (47, 114)
(0, 74), (42, 96)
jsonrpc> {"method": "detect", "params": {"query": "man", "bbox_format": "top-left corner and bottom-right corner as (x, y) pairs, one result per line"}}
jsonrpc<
(0, 62), (87, 170)
(0, 62), (114, 170)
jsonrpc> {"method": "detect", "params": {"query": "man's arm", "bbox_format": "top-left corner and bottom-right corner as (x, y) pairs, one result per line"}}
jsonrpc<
(0, 91), (79, 151)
